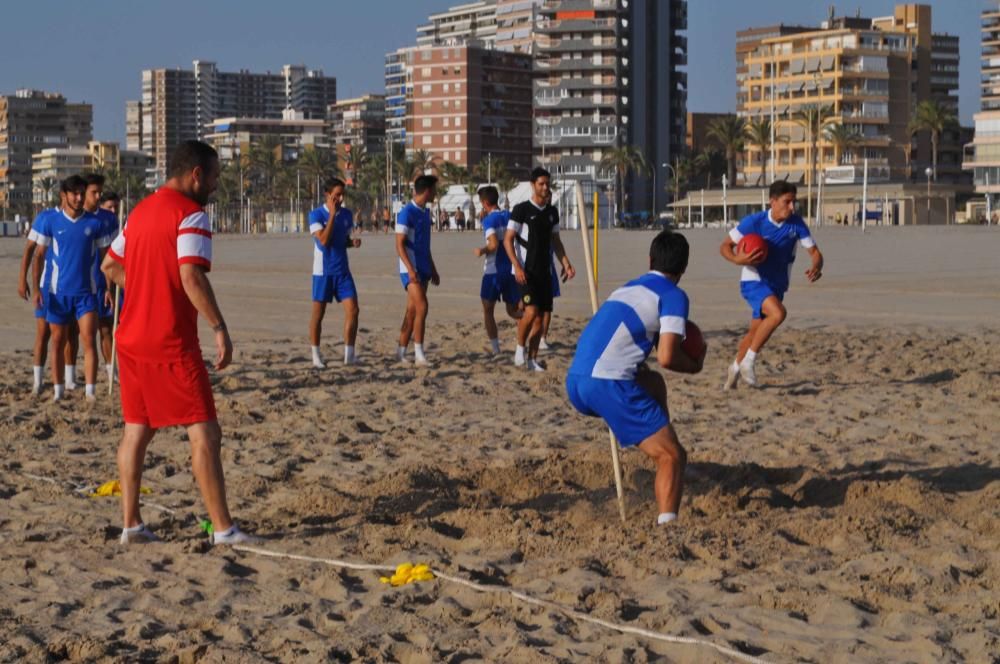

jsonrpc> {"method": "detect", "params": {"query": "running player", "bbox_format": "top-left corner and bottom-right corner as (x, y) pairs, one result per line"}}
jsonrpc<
(473, 185), (521, 355)
(83, 173), (119, 384)
(566, 230), (703, 525)
(30, 175), (112, 401)
(503, 167), (575, 372)
(308, 177), (361, 368)
(101, 140), (256, 545)
(395, 175), (440, 365)
(18, 203), (59, 394)
(720, 180), (823, 388)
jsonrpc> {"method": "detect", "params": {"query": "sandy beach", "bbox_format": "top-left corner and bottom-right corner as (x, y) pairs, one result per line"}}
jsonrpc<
(0, 225), (998, 662)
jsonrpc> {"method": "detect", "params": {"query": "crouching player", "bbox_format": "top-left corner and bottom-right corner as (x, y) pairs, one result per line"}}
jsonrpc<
(566, 231), (704, 526)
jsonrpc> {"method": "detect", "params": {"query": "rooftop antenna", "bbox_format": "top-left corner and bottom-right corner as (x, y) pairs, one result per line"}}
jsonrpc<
(828, 5), (835, 22)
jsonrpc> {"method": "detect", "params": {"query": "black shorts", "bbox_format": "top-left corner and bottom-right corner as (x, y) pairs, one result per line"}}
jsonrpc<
(521, 270), (554, 312)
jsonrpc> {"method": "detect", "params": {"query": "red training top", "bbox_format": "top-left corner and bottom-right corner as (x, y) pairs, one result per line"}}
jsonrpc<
(108, 187), (213, 361)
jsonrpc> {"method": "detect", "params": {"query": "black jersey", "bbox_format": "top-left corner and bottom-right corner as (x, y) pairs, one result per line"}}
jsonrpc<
(509, 199), (559, 275)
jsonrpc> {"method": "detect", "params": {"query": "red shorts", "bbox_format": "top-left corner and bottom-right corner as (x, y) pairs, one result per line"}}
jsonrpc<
(118, 351), (217, 428)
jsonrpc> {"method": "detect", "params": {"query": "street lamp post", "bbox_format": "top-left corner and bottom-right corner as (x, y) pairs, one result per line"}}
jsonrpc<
(659, 162), (673, 221)
(925, 166), (933, 224)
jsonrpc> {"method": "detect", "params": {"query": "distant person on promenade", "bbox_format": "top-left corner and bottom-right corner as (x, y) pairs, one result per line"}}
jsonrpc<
(382, 207), (392, 234)
(720, 181), (823, 389)
(395, 175), (440, 365)
(473, 186), (521, 355)
(308, 177), (361, 368)
(455, 207), (466, 232)
(101, 140), (257, 545)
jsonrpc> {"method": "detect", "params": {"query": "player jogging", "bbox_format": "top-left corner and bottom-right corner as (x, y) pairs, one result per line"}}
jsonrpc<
(101, 140), (256, 545)
(566, 231), (703, 525)
(473, 185), (521, 355)
(720, 180), (824, 388)
(503, 167), (574, 372)
(30, 175), (112, 401)
(395, 175), (440, 365)
(308, 177), (362, 368)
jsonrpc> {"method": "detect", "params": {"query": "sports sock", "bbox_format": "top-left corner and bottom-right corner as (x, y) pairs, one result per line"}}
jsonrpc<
(414, 343), (426, 362)
(33, 365), (43, 389)
(514, 345), (525, 364)
(489, 338), (500, 354)
(65, 365), (76, 388)
(396, 345), (407, 361)
(85, 384), (95, 397)
(53, 384), (64, 400)
(657, 512), (678, 525)
(311, 345), (324, 366)
(344, 345), (356, 363)
(742, 350), (757, 365)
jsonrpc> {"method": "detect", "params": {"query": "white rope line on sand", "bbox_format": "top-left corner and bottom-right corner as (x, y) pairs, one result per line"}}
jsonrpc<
(233, 545), (770, 664)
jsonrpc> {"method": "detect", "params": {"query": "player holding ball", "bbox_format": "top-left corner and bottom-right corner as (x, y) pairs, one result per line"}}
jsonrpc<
(720, 180), (823, 389)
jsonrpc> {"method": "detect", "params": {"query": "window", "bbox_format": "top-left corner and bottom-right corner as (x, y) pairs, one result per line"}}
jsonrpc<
(422, 84), (432, 93)
(455, 116), (462, 127)
(422, 67), (431, 76)
(444, 83), (450, 93)
(443, 117), (450, 127)
(444, 135), (450, 144)
(422, 136), (431, 145)
(454, 133), (461, 143)
(455, 83), (461, 93)
(422, 118), (432, 128)
(444, 99), (450, 108)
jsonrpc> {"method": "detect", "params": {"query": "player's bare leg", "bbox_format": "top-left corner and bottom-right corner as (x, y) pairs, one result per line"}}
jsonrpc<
(399, 283), (428, 364)
(515, 305), (539, 367)
(540, 311), (552, 350)
(635, 369), (686, 521)
(739, 296), (786, 386)
(64, 320), (79, 390)
(118, 423), (156, 531)
(526, 311), (545, 372)
(309, 301), (327, 368)
(98, 317), (113, 382)
(78, 311), (99, 400)
(342, 297), (359, 364)
(725, 318), (762, 390)
(187, 420), (234, 534)
(482, 299), (500, 355)
(32, 318), (50, 395)
(49, 323), (67, 400)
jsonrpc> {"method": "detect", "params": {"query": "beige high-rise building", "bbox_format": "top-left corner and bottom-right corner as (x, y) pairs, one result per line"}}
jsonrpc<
(0, 89), (92, 217)
(31, 141), (152, 206)
(495, 0), (542, 54)
(963, 3), (1000, 199)
(739, 4), (961, 188)
(417, 1), (498, 47)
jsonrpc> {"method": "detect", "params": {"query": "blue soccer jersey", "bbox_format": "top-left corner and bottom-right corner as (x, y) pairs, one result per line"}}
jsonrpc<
(569, 271), (689, 380)
(33, 210), (112, 296)
(309, 204), (354, 277)
(92, 208), (119, 292)
(395, 201), (433, 276)
(482, 209), (511, 275)
(27, 209), (59, 294)
(729, 210), (815, 294)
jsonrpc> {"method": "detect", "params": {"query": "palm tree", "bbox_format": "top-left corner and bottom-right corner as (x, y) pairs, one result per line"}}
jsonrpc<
(599, 144), (649, 223)
(792, 104), (835, 223)
(744, 117), (788, 186)
(408, 149), (435, 179)
(909, 99), (958, 182)
(706, 116), (746, 186)
(34, 176), (59, 210)
(298, 147), (339, 207)
(497, 171), (519, 209)
(693, 147), (727, 190)
(823, 123), (863, 165)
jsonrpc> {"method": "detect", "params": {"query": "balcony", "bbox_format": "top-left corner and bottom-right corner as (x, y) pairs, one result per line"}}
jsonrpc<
(534, 56), (619, 73)
(534, 93), (619, 111)
(535, 75), (617, 91)
(537, 17), (618, 33)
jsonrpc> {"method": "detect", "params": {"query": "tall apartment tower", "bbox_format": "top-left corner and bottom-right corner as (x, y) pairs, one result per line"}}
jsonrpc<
(138, 61), (336, 182)
(533, 0), (688, 212)
(417, 1), (498, 47)
(410, 44), (533, 177)
(496, 0), (543, 54)
(963, 3), (1000, 198)
(0, 89), (92, 215)
(385, 47), (416, 149)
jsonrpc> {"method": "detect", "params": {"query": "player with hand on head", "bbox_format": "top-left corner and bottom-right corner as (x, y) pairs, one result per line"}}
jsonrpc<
(720, 180), (824, 389)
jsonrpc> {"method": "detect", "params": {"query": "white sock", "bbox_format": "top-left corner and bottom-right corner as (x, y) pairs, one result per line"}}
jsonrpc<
(396, 345), (407, 361)
(121, 523), (146, 536)
(514, 345), (525, 363)
(85, 384), (95, 397)
(414, 343), (426, 361)
(731, 360), (740, 371)
(657, 512), (678, 525)
(33, 365), (43, 388)
(65, 365), (76, 387)
(311, 345), (323, 365)
(489, 338), (501, 354)
(742, 350), (757, 365)
(54, 384), (64, 400)
(344, 345), (356, 363)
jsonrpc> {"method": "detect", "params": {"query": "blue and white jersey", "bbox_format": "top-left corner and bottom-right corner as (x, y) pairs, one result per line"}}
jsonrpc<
(569, 271), (689, 380)
(27, 208), (59, 293)
(395, 201), (433, 275)
(729, 210), (815, 293)
(32, 209), (112, 296)
(92, 208), (119, 292)
(309, 204), (354, 277)
(482, 209), (511, 275)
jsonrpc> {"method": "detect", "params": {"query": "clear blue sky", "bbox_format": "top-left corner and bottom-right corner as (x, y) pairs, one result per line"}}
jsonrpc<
(0, 0), (980, 143)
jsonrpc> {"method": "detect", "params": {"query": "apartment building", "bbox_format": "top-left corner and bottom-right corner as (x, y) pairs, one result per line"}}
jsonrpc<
(417, 1), (498, 47)
(31, 141), (152, 206)
(203, 111), (327, 164)
(533, 0), (688, 212)
(327, 95), (386, 182)
(134, 61), (336, 182)
(496, 0), (542, 53)
(410, 44), (533, 177)
(0, 89), (92, 216)
(385, 47), (416, 149)
(739, 4), (962, 188)
(962, 3), (1000, 197)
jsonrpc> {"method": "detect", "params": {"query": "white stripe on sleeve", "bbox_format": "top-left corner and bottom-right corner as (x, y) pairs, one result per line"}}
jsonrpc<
(728, 228), (744, 243)
(660, 315), (686, 337)
(799, 236), (816, 249)
(309, 222), (324, 234)
(394, 223), (408, 235)
(179, 210), (211, 232)
(178, 233), (212, 263)
(484, 227), (497, 238)
(110, 232), (125, 258)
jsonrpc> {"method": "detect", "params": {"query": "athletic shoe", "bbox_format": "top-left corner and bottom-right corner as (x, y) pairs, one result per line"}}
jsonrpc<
(212, 524), (261, 546)
(120, 523), (160, 544)
(723, 362), (740, 391)
(312, 360), (326, 369)
(526, 359), (546, 373)
(539, 338), (551, 351)
(414, 357), (430, 367)
(739, 358), (758, 387)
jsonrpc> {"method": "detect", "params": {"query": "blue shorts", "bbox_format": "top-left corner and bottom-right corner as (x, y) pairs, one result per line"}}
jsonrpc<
(400, 271), (431, 290)
(97, 287), (114, 319)
(740, 281), (785, 320)
(34, 294), (47, 319)
(565, 374), (669, 447)
(551, 268), (561, 298)
(46, 293), (97, 325)
(312, 274), (357, 303)
(480, 272), (521, 304)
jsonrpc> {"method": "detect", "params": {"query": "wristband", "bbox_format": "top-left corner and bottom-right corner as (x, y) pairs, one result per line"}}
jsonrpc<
(212, 322), (227, 333)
